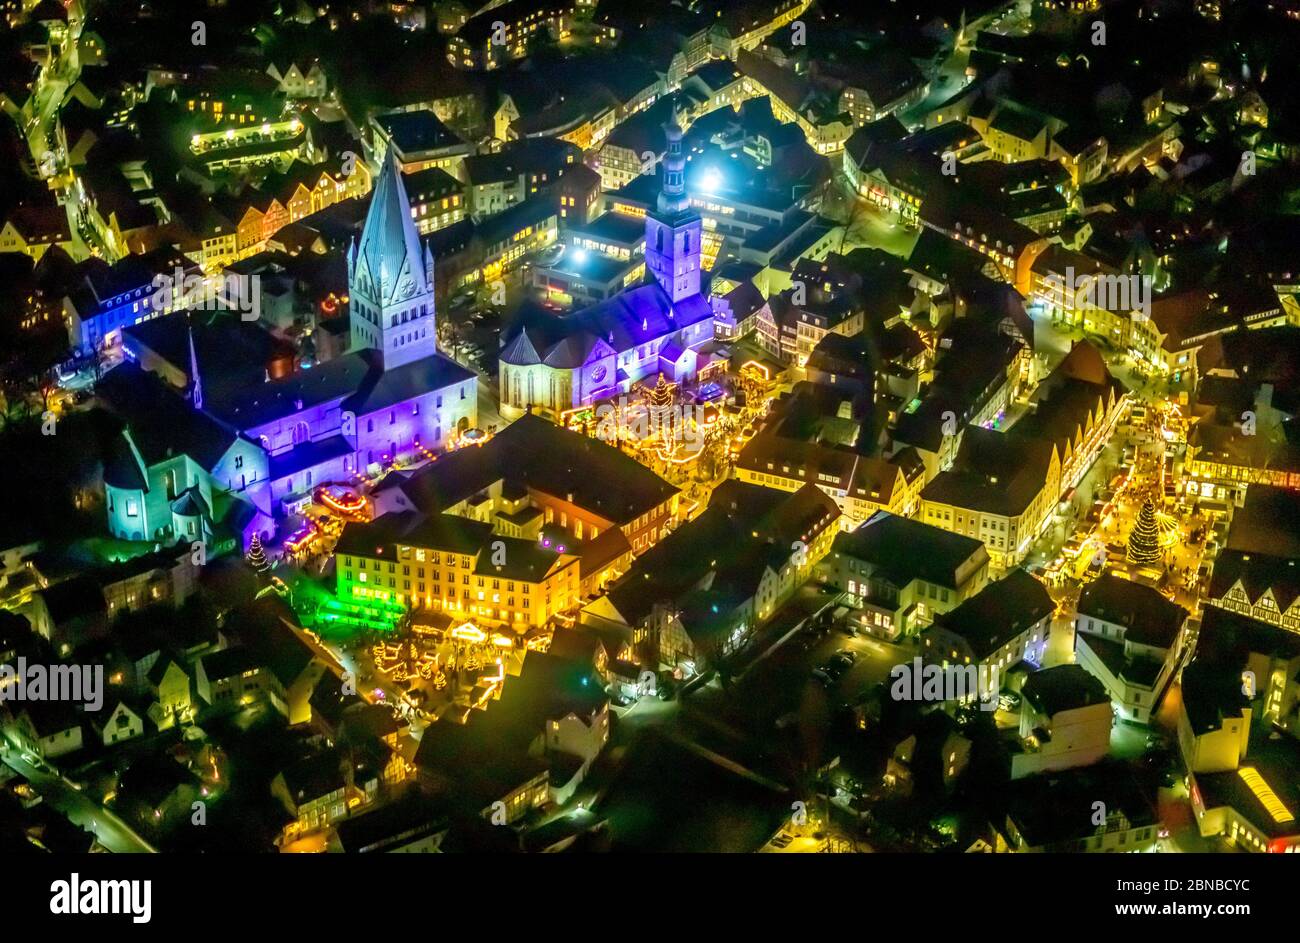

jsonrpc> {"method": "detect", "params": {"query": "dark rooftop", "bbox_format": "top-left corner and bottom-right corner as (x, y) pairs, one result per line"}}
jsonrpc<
(380, 414), (678, 527)
(374, 109), (466, 156)
(1077, 574), (1188, 649)
(832, 511), (988, 591)
(930, 568), (1053, 660)
(1004, 762), (1157, 849)
(1022, 664), (1109, 716)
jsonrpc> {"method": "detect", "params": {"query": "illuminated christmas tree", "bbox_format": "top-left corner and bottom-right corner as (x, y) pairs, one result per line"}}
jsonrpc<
(647, 372), (676, 413)
(1127, 499), (1162, 566)
(247, 533), (270, 573)
(645, 373), (680, 460)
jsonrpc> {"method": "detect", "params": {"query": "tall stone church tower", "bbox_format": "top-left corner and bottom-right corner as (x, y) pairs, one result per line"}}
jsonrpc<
(347, 150), (438, 370)
(644, 115), (702, 305)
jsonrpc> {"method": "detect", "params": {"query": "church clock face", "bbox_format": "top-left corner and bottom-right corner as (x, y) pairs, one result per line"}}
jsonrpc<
(398, 275), (415, 299)
(591, 364), (607, 383)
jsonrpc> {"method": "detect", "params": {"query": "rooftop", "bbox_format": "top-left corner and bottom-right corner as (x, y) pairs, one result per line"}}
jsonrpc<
(1022, 664), (1109, 716)
(1005, 762), (1157, 848)
(930, 568), (1053, 660)
(374, 109), (466, 157)
(832, 512), (988, 591)
(1196, 731), (1300, 841)
(1077, 574), (1188, 649)
(379, 414), (678, 527)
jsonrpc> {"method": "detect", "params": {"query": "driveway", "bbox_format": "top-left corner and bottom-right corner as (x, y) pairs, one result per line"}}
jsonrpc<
(1, 744), (155, 853)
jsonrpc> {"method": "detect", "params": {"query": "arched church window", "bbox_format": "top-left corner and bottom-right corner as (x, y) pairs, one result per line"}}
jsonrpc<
(683, 232), (690, 254)
(656, 228), (663, 253)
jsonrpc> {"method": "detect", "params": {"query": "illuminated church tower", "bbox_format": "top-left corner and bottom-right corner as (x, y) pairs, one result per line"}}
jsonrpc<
(348, 150), (438, 370)
(644, 115), (702, 305)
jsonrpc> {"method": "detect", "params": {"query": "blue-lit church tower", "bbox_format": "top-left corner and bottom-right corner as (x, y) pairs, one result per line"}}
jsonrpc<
(347, 150), (438, 370)
(644, 115), (702, 305)
(497, 114), (715, 420)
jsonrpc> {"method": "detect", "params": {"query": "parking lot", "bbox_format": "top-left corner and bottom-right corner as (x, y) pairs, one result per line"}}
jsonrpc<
(696, 609), (923, 739)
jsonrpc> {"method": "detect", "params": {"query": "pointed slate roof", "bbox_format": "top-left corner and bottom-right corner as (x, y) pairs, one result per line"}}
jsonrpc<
(353, 150), (431, 309)
(499, 327), (543, 365)
(542, 332), (606, 369)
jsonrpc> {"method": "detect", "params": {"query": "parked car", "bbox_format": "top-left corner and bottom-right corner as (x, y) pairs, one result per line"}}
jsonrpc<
(815, 658), (851, 684)
(536, 243), (565, 267)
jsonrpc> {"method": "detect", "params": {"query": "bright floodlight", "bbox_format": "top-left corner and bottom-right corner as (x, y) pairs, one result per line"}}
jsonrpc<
(700, 167), (724, 194)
